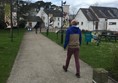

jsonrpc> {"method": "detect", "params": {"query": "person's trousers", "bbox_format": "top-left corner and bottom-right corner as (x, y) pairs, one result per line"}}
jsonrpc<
(65, 48), (80, 74)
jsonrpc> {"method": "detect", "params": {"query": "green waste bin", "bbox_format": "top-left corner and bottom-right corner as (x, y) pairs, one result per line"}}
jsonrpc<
(85, 32), (92, 44)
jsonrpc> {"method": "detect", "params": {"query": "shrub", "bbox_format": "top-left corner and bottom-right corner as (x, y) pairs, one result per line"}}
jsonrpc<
(0, 20), (7, 29)
(18, 20), (26, 28)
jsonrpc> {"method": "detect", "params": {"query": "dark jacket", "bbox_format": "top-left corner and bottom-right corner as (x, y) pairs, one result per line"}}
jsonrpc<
(64, 25), (82, 49)
(34, 22), (40, 29)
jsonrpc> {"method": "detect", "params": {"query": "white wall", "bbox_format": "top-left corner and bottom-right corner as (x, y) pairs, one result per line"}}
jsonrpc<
(53, 17), (62, 28)
(75, 10), (94, 31)
(36, 7), (49, 28)
(98, 18), (106, 30)
(43, 14), (48, 28)
(107, 19), (118, 31)
(88, 21), (95, 31)
(31, 8), (43, 28)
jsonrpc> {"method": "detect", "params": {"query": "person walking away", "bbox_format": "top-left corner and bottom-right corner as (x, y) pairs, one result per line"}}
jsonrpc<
(26, 22), (32, 31)
(63, 19), (82, 78)
(34, 21), (40, 34)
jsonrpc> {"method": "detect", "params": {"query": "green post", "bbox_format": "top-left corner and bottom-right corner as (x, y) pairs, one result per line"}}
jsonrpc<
(92, 68), (108, 83)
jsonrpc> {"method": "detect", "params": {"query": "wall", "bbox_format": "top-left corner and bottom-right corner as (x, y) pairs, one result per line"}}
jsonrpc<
(36, 7), (48, 28)
(107, 19), (118, 31)
(75, 10), (94, 31)
(53, 17), (62, 28)
(98, 18), (106, 30)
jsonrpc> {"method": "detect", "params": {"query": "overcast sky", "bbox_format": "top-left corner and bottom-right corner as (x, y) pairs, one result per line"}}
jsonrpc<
(25, 0), (118, 14)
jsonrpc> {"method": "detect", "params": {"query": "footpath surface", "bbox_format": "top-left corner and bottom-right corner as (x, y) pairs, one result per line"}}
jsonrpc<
(6, 30), (112, 83)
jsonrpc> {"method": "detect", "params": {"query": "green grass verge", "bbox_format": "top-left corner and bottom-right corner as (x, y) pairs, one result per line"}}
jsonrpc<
(42, 32), (63, 46)
(0, 28), (25, 83)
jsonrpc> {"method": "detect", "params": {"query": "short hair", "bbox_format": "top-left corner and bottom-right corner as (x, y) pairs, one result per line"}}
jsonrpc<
(71, 19), (79, 25)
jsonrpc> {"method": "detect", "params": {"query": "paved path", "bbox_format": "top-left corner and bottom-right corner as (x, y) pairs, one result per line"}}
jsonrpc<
(7, 31), (93, 83)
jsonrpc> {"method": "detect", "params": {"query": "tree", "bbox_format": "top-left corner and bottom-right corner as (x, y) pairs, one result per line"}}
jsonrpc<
(0, 1), (5, 21)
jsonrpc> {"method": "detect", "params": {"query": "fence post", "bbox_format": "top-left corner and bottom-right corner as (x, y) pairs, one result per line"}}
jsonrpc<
(92, 68), (108, 83)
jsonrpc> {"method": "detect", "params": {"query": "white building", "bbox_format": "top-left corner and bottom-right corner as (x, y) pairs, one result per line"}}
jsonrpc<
(36, 7), (62, 29)
(29, 3), (70, 29)
(75, 6), (118, 31)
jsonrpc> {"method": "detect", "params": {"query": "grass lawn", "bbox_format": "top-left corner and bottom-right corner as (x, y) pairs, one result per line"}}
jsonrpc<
(0, 28), (25, 83)
(41, 32), (118, 80)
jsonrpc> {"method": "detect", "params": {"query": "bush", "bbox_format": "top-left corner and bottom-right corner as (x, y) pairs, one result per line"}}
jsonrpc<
(18, 20), (26, 28)
(0, 20), (7, 29)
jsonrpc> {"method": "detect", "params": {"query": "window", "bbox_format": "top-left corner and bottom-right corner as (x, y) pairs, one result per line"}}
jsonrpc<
(81, 22), (83, 25)
(58, 18), (60, 21)
(109, 22), (116, 25)
(58, 23), (59, 25)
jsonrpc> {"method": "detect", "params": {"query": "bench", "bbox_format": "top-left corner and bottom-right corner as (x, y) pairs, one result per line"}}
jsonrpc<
(97, 31), (118, 42)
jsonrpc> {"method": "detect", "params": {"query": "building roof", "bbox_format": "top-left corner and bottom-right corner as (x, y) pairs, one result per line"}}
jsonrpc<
(81, 8), (99, 21)
(90, 6), (118, 19)
(44, 9), (62, 17)
(23, 16), (43, 22)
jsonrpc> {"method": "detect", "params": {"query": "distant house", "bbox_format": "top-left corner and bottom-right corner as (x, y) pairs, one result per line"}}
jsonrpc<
(36, 7), (62, 29)
(24, 16), (43, 27)
(75, 6), (118, 31)
(44, 9), (62, 29)
(26, 2), (70, 29)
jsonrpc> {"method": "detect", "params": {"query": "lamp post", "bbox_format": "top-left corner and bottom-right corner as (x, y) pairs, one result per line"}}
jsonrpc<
(46, 8), (51, 36)
(60, 1), (66, 44)
(17, 0), (19, 33)
(47, 13), (49, 36)
(10, 0), (13, 42)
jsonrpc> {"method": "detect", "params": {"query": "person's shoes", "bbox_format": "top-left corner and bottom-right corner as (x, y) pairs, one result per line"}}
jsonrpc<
(63, 65), (67, 72)
(75, 73), (80, 78)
